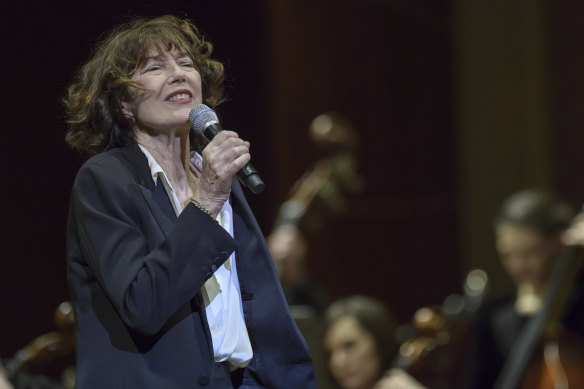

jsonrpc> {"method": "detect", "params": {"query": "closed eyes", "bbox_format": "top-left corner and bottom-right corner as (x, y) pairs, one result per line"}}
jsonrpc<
(140, 60), (194, 74)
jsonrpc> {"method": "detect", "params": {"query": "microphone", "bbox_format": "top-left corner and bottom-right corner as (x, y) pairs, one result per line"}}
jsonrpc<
(189, 104), (265, 194)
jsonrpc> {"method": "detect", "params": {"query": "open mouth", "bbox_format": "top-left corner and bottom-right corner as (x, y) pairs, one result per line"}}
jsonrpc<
(166, 91), (192, 102)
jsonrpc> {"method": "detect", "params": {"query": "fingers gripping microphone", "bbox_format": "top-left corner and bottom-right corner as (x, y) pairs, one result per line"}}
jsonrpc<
(189, 104), (265, 194)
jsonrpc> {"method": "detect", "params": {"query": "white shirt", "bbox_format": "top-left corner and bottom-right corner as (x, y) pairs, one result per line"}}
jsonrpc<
(138, 145), (253, 369)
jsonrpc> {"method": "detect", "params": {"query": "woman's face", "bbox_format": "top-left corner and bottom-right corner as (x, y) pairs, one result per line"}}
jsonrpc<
(324, 316), (381, 389)
(122, 49), (202, 135)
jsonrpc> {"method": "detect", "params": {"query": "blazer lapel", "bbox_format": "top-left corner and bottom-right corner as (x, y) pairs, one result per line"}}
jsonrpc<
(121, 143), (177, 235)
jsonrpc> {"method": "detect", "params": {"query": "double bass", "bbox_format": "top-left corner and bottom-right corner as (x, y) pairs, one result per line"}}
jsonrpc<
(268, 111), (363, 304)
(494, 238), (584, 388)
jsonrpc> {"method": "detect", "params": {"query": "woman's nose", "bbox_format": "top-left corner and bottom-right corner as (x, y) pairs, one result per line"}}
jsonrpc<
(168, 62), (186, 83)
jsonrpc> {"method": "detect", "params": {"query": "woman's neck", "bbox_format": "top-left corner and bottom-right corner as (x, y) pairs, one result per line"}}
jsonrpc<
(135, 129), (194, 207)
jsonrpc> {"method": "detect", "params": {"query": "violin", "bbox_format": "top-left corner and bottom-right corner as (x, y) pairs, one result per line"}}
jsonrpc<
(392, 269), (489, 387)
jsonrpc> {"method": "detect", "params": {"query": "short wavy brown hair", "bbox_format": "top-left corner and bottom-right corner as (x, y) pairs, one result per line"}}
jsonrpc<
(64, 15), (225, 156)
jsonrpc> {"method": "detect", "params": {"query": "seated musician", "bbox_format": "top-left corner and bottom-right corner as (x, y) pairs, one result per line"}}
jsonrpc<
(322, 295), (427, 389)
(462, 189), (584, 388)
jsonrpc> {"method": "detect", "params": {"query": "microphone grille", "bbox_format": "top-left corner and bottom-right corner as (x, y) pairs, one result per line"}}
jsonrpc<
(189, 104), (219, 133)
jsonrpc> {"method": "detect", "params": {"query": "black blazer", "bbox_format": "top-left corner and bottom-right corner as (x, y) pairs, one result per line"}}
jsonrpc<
(66, 143), (316, 388)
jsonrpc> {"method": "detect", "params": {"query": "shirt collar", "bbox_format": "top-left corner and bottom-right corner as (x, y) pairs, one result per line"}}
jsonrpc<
(137, 144), (169, 186)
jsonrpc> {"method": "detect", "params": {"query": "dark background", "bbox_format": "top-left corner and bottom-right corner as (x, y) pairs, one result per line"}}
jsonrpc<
(1, 0), (584, 373)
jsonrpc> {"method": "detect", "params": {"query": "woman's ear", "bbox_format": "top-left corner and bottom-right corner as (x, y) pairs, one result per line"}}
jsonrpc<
(121, 101), (134, 120)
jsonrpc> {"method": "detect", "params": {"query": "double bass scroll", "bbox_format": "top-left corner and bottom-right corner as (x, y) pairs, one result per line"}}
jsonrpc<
(272, 112), (364, 231)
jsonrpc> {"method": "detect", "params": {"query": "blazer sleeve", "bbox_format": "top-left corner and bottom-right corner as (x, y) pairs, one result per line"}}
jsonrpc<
(68, 159), (238, 335)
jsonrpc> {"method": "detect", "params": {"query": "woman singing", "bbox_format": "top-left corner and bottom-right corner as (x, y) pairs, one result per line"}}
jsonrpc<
(64, 15), (315, 389)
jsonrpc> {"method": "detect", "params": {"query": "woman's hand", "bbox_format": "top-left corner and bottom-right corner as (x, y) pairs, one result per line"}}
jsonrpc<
(373, 368), (428, 389)
(193, 130), (250, 217)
